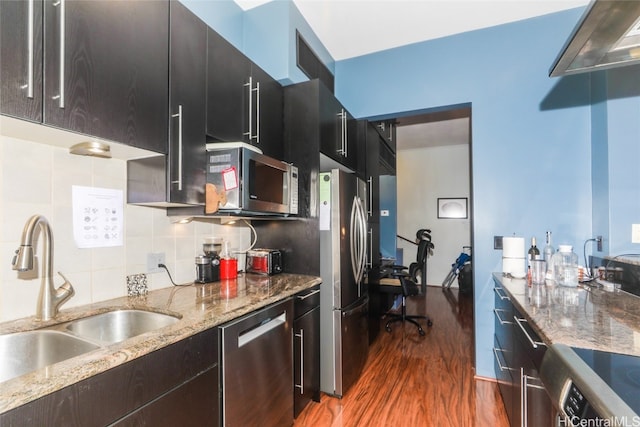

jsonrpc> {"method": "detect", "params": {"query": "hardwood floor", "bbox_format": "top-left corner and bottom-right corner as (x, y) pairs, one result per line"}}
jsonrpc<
(294, 286), (510, 427)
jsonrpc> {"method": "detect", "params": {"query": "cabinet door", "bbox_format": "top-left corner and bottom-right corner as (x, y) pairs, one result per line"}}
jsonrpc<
(0, 0), (43, 122)
(168, 1), (206, 205)
(43, 0), (169, 152)
(251, 63), (283, 159)
(365, 123), (381, 222)
(112, 367), (219, 427)
(206, 28), (251, 144)
(294, 306), (320, 418)
(319, 85), (357, 170)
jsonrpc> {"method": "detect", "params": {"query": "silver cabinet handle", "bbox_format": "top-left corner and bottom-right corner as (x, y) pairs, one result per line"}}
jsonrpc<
(521, 369), (546, 427)
(296, 289), (320, 300)
(342, 109), (347, 157)
(25, 0), (35, 98)
(367, 177), (373, 217)
(238, 311), (286, 347)
(514, 316), (546, 349)
(243, 76), (253, 140)
(493, 347), (513, 372)
(493, 308), (513, 325)
(493, 286), (510, 300)
(52, 0), (65, 107)
(367, 228), (373, 269)
(255, 81), (260, 143)
(294, 329), (304, 393)
(243, 77), (259, 142)
(336, 110), (345, 155)
(389, 122), (394, 143)
(171, 105), (183, 191)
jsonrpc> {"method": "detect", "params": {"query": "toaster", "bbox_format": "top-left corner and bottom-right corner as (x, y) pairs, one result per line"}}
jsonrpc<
(246, 249), (283, 275)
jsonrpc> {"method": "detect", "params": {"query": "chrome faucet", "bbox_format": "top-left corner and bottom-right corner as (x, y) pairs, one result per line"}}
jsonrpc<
(12, 215), (74, 321)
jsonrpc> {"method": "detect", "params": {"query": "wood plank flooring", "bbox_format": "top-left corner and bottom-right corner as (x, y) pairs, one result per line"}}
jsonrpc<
(294, 287), (510, 427)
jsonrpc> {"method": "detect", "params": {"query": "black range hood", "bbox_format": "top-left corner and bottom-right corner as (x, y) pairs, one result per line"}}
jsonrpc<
(550, 0), (640, 77)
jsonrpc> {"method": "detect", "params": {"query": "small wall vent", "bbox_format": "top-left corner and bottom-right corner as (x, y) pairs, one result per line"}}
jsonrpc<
(296, 31), (334, 92)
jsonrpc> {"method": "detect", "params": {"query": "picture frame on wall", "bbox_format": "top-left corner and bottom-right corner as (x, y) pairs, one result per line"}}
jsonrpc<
(437, 197), (468, 219)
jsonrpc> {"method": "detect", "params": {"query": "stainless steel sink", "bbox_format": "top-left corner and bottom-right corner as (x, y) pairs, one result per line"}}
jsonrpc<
(64, 309), (179, 345)
(0, 330), (100, 383)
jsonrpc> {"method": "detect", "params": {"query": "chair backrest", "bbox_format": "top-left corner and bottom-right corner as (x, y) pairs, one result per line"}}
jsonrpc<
(414, 229), (432, 265)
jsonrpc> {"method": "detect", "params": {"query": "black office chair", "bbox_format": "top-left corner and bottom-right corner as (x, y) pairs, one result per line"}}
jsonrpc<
(385, 229), (434, 335)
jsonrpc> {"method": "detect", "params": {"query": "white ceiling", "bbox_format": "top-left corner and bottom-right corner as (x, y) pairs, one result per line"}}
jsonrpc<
(235, 0), (588, 60)
(235, 0), (588, 150)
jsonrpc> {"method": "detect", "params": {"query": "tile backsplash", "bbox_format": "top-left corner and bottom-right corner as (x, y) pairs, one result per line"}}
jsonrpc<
(0, 135), (250, 322)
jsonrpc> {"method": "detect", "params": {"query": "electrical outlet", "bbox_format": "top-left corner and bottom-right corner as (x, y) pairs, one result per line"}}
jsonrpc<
(597, 236), (603, 252)
(633, 225), (640, 244)
(146, 252), (165, 273)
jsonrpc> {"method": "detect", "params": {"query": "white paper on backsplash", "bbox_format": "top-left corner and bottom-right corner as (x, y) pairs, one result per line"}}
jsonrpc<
(72, 185), (124, 248)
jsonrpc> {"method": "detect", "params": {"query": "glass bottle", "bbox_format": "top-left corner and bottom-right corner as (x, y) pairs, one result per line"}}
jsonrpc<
(528, 237), (540, 264)
(543, 231), (554, 262)
(552, 245), (579, 287)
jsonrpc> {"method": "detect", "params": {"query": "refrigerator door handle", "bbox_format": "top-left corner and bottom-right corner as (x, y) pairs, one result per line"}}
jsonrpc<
(357, 197), (367, 280)
(350, 196), (359, 283)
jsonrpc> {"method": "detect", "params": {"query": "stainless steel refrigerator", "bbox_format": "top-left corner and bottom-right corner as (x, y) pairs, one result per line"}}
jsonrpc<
(319, 169), (369, 398)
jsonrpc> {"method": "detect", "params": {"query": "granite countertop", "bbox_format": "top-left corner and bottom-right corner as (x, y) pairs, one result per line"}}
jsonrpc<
(0, 273), (321, 415)
(493, 273), (640, 357)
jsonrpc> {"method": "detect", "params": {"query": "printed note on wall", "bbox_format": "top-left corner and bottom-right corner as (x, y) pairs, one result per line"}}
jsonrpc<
(72, 186), (124, 248)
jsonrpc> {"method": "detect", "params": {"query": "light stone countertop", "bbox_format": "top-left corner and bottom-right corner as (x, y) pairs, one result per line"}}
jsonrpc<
(493, 273), (640, 356)
(0, 273), (321, 415)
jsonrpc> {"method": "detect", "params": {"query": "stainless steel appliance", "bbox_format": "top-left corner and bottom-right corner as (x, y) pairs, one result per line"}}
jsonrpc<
(540, 343), (639, 423)
(246, 248), (283, 275)
(319, 169), (369, 398)
(219, 299), (293, 427)
(206, 143), (298, 216)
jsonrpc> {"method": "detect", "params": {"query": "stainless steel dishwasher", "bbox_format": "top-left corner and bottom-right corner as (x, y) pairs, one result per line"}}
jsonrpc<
(220, 298), (293, 427)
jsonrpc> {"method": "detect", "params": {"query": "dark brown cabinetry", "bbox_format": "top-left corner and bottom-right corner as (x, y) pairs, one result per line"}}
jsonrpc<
(206, 29), (283, 159)
(0, 0), (169, 153)
(372, 120), (397, 153)
(319, 84), (358, 171)
(493, 280), (555, 427)
(0, 328), (220, 427)
(0, 0), (44, 122)
(293, 286), (321, 417)
(167, 1), (207, 205)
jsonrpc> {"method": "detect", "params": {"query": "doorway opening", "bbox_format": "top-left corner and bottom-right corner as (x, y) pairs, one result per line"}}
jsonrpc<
(367, 103), (473, 290)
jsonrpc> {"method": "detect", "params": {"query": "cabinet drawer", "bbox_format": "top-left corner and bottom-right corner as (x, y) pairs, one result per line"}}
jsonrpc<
(294, 285), (320, 318)
(513, 314), (547, 369)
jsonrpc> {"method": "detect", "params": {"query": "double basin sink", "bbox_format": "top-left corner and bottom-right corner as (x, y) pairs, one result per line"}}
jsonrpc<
(0, 309), (180, 384)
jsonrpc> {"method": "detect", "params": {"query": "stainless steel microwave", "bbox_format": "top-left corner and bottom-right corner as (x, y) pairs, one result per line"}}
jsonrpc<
(206, 145), (298, 216)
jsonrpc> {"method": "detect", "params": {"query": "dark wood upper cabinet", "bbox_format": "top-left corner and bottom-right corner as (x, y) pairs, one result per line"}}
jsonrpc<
(0, 0), (44, 122)
(1, 0), (169, 153)
(168, 1), (207, 205)
(206, 29), (283, 159)
(319, 83), (358, 171)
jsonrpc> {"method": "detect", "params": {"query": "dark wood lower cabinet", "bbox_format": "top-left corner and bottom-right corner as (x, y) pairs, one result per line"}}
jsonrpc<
(293, 287), (320, 418)
(0, 328), (219, 427)
(493, 280), (555, 427)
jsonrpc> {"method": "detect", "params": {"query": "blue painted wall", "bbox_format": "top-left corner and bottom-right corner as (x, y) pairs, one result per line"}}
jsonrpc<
(243, 1), (334, 85)
(334, 9), (595, 378)
(180, 0), (244, 48)
(182, 0), (333, 85)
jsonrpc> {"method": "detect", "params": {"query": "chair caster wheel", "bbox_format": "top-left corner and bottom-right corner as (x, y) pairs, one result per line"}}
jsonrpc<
(418, 328), (425, 336)
(427, 320), (433, 327)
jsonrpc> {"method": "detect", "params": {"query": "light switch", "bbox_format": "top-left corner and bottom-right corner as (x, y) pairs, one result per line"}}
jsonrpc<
(380, 210), (389, 217)
(633, 224), (640, 243)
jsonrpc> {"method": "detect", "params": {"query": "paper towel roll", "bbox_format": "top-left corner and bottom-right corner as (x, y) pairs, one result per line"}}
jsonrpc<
(503, 237), (525, 258)
(502, 257), (526, 277)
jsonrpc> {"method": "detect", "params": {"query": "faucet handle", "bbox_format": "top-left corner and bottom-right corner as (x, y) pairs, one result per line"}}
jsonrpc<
(57, 271), (75, 293)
